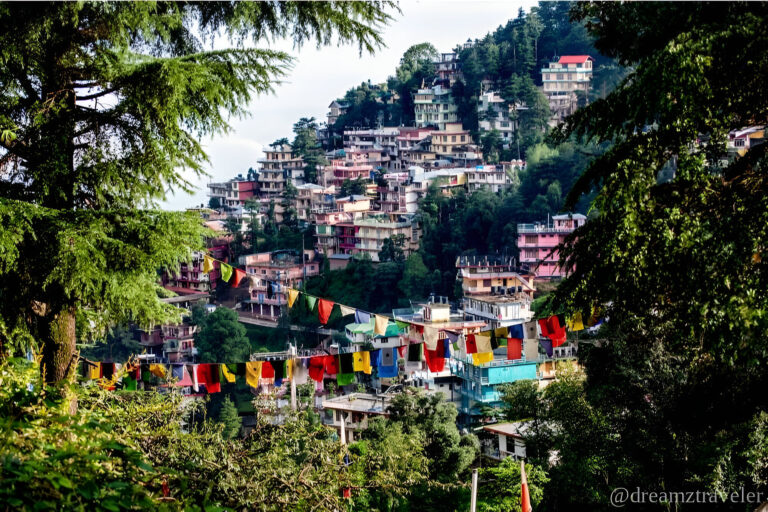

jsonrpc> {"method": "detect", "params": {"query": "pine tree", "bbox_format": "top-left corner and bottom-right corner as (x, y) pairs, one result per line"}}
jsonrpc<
(218, 396), (242, 440)
(0, 1), (395, 382)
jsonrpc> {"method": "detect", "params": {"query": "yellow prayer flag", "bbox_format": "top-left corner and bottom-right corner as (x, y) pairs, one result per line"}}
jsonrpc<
(472, 351), (494, 365)
(374, 315), (388, 336)
(288, 289), (299, 308)
(245, 361), (262, 388)
(149, 364), (167, 378)
(203, 254), (215, 273)
(89, 362), (101, 380)
(221, 364), (236, 383)
(567, 312), (584, 332)
(286, 359), (293, 380)
(353, 351), (372, 374)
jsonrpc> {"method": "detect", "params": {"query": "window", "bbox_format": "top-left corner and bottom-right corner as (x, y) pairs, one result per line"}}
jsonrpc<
(451, 135), (456, 142)
(557, 73), (564, 80)
(483, 279), (491, 287)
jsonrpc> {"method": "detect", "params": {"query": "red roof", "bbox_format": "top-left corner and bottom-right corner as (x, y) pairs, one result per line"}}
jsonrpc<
(558, 55), (593, 64)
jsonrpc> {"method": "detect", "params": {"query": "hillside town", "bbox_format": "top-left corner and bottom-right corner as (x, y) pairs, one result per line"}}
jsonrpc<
(3, 2), (767, 511)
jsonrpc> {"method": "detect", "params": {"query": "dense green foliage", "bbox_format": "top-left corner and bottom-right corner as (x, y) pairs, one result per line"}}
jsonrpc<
(193, 308), (250, 364)
(477, 459), (548, 512)
(292, 117), (328, 184)
(528, 2), (768, 508)
(217, 396), (242, 440)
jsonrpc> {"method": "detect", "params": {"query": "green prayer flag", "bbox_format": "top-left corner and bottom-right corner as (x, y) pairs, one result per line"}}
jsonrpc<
(306, 295), (317, 311)
(220, 263), (233, 282)
(395, 320), (409, 330)
(336, 372), (355, 386)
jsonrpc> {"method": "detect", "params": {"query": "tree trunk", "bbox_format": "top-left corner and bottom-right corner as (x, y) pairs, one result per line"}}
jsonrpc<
(40, 307), (77, 384)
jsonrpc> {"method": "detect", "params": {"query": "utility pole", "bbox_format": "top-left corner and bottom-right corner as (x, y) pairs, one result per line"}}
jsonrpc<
(470, 468), (478, 512)
(289, 342), (297, 411)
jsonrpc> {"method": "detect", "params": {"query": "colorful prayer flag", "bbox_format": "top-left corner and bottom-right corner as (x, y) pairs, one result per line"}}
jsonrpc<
(567, 311), (585, 331)
(339, 305), (356, 317)
(306, 295), (317, 312)
(288, 289), (299, 308)
(318, 299), (335, 324)
(472, 351), (494, 365)
(203, 254), (215, 273)
(220, 263), (233, 282)
(374, 315), (388, 336)
(245, 362), (262, 388)
(233, 268), (247, 287)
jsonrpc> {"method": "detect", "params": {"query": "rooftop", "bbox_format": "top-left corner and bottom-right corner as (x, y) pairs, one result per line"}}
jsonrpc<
(558, 55), (593, 64)
(482, 421), (532, 439)
(322, 393), (394, 415)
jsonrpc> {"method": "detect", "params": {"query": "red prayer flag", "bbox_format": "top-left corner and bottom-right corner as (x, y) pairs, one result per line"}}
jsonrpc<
(465, 334), (478, 354)
(507, 338), (523, 360)
(198, 363), (221, 393)
(309, 356), (325, 382)
(424, 340), (446, 372)
(233, 268), (247, 287)
(538, 318), (551, 337)
(324, 355), (339, 375)
(261, 361), (275, 379)
(318, 299), (335, 324)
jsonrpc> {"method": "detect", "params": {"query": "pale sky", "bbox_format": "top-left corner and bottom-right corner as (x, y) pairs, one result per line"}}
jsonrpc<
(162, 0), (537, 210)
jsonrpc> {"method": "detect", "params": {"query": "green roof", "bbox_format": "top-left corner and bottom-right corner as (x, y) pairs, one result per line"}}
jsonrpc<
(345, 321), (403, 338)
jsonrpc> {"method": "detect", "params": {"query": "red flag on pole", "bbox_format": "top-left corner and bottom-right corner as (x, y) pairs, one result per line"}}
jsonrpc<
(521, 461), (532, 512)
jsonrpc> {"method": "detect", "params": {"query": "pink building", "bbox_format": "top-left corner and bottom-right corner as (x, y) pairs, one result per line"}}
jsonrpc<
(517, 214), (586, 279)
(240, 250), (320, 319)
(162, 241), (228, 293)
(326, 158), (374, 188)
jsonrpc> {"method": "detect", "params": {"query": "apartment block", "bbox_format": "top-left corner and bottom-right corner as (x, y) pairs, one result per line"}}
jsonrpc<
(541, 55), (593, 120)
(257, 144), (305, 197)
(240, 250), (320, 319)
(414, 85), (458, 131)
(207, 177), (258, 209)
(517, 213), (586, 279)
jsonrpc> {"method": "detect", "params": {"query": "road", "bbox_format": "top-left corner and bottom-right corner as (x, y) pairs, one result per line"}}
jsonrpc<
(237, 312), (337, 336)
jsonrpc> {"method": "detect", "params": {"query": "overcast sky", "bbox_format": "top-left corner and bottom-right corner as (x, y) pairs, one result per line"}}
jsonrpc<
(162, 0), (536, 210)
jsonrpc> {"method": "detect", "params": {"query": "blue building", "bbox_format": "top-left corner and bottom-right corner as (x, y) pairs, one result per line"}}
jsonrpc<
(452, 349), (539, 424)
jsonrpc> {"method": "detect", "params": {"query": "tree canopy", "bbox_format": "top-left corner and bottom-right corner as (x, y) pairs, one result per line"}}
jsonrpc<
(0, 1), (396, 381)
(537, 2), (768, 507)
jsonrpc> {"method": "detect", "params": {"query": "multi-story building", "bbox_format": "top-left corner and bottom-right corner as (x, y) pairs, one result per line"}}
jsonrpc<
(393, 298), (487, 402)
(434, 52), (460, 84)
(240, 250), (320, 319)
(325, 157), (374, 188)
(354, 213), (420, 262)
(466, 164), (512, 193)
(207, 177), (259, 210)
(517, 213), (587, 279)
(452, 346), (539, 425)
(295, 183), (335, 223)
(138, 293), (211, 362)
(541, 55), (593, 120)
(327, 100), (349, 127)
(415, 85), (458, 131)
(477, 91), (527, 147)
(429, 123), (483, 166)
(343, 128), (400, 170)
(257, 144), (305, 197)
(457, 254), (536, 330)
(163, 241), (228, 294)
